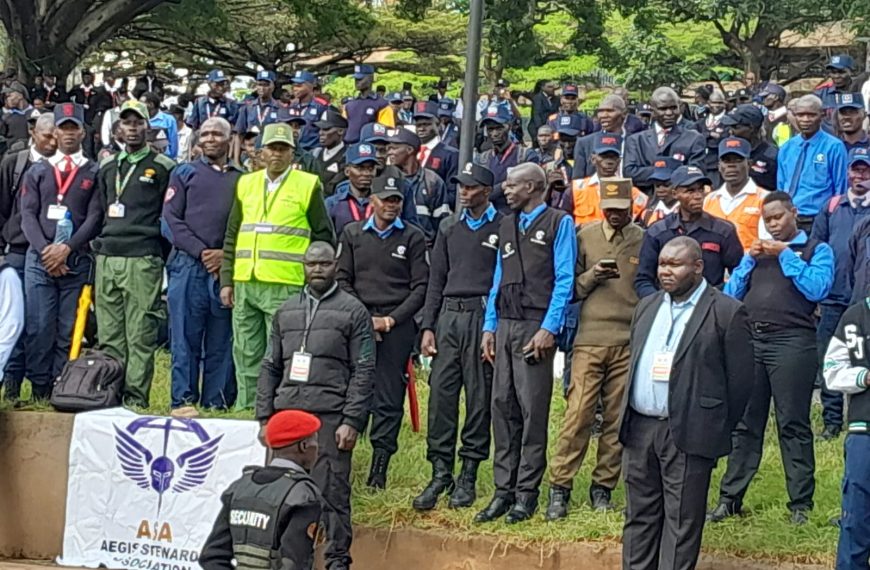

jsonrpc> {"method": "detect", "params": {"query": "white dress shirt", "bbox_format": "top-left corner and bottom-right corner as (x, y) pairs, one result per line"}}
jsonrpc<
(706, 179), (771, 239)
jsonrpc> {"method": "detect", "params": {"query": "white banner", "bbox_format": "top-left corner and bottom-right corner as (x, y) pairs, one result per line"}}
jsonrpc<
(59, 408), (265, 570)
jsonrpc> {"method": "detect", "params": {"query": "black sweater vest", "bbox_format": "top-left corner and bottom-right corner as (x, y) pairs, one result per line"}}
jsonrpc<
(744, 239), (820, 329)
(441, 213), (502, 297)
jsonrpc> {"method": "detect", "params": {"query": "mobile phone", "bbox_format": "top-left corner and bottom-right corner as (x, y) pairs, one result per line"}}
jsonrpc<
(600, 259), (618, 270)
(523, 349), (539, 365)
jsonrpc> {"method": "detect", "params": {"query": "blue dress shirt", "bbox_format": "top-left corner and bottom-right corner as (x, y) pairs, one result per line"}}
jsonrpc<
(723, 231), (835, 302)
(631, 279), (708, 418)
(362, 216), (405, 239)
(776, 130), (847, 216)
(461, 204), (497, 231)
(483, 204), (577, 334)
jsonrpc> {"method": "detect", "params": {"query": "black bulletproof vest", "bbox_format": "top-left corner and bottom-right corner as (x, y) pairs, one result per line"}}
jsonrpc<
(229, 467), (304, 570)
(443, 212), (503, 297)
(743, 239), (820, 329)
(497, 206), (565, 321)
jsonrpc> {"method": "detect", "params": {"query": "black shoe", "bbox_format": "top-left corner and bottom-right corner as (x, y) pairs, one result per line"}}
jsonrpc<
(790, 508), (809, 525)
(818, 425), (842, 441)
(706, 501), (742, 523)
(473, 495), (515, 523)
(505, 497), (537, 524)
(590, 413), (603, 438)
(589, 485), (614, 511)
(366, 450), (390, 490)
(412, 462), (455, 511)
(449, 460), (479, 509)
(545, 485), (571, 521)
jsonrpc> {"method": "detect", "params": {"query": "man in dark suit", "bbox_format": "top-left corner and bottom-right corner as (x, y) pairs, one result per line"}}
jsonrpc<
(624, 87), (706, 193)
(619, 236), (753, 570)
(529, 81), (559, 147)
(573, 94), (632, 179)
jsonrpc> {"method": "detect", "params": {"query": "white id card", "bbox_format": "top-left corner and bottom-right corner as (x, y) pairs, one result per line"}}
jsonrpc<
(289, 352), (312, 382)
(651, 352), (674, 382)
(47, 204), (68, 220)
(108, 203), (126, 218)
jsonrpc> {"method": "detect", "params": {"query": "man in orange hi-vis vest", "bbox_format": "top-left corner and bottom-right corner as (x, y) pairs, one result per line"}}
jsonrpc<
(561, 132), (648, 226)
(703, 137), (770, 250)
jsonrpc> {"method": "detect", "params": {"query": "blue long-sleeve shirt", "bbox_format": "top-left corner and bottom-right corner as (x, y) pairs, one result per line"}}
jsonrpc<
(149, 111), (179, 160)
(724, 231), (834, 302)
(483, 204), (577, 334)
(811, 195), (870, 306)
(776, 130), (847, 216)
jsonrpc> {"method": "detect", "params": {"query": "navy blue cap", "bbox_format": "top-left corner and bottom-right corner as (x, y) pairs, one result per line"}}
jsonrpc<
(386, 127), (421, 149)
(437, 99), (455, 117)
(479, 104), (511, 126)
(256, 70), (276, 83)
(827, 54), (854, 70)
(638, 103), (653, 116)
(837, 92), (865, 110)
(759, 83), (787, 101)
(556, 113), (587, 137)
(54, 102), (84, 127)
(850, 147), (870, 166)
(718, 137), (752, 159)
(387, 91), (403, 103)
(561, 84), (579, 97)
(671, 165), (711, 188)
(313, 109), (348, 129)
(345, 143), (379, 165)
(650, 156), (680, 182)
(290, 70), (317, 84)
(721, 104), (764, 127)
(451, 161), (495, 187)
(359, 122), (391, 144)
(592, 132), (622, 155)
(402, 90), (415, 100)
(413, 101), (438, 119)
(207, 69), (228, 83)
(277, 107), (307, 124)
(352, 64), (375, 79)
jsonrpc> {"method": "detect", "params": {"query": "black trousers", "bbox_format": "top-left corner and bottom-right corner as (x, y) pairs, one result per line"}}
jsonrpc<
(427, 301), (493, 470)
(622, 411), (714, 570)
(492, 318), (554, 504)
(369, 318), (416, 455)
(718, 328), (817, 510)
(309, 413), (353, 570)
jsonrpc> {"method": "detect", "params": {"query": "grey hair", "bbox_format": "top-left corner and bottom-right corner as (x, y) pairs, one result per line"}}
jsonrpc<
(200, 117), (232, 137)
(795, 94), (823, 114)
(509, 162), (547, 193)
(651, 86), (680, 106)
(599, 94), (626, 111)
(662, 236), (702, 262)
(33, 113), (55, 133)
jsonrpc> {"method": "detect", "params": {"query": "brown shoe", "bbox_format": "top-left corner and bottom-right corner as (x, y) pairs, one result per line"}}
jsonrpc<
(170, 405), (200, 419)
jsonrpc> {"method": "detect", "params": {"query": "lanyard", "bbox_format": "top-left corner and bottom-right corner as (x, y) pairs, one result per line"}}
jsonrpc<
(347, 198), (372, 221)
(256, 103), (271, 125)
(53, 162), (80, 204)
(115, 158), (139, 202)
(498, 143), (516, 164)
(206, 101), (221, 118)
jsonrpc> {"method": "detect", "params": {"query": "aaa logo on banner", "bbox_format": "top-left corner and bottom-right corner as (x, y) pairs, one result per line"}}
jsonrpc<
(59, 408), (264, 570)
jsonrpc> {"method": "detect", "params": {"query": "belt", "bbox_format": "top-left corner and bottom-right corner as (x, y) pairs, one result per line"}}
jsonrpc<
(5, 244), (26, 255)
(444, 296), (486, 312)
(751, 321), (790, 334)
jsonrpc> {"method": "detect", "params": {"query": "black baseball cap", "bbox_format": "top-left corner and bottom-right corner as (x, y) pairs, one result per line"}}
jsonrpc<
(372, 172), (404, 199)
(720, 104), (764, 128)
(313, 109), (348, 129)
(451, 162), (495, 187)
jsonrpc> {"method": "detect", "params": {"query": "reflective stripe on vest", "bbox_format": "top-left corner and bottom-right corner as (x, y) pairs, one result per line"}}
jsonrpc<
(234, 169), (317, 285)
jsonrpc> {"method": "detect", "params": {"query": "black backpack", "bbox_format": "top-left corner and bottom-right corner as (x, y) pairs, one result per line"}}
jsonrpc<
(50, 350), (125, 412)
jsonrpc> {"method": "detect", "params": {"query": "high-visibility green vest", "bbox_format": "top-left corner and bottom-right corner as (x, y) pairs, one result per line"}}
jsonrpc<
(233, 169), (317, 285)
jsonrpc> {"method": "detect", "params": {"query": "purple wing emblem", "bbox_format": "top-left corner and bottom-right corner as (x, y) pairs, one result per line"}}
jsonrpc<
(172, 434), (223, 493)
(114, 424), (153, 490)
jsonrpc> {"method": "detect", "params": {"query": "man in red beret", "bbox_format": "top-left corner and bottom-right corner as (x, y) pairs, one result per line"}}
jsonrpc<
(201, 409), (324, 570)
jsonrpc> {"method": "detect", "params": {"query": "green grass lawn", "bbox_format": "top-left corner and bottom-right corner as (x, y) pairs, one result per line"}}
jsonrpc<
(19, 350), (842, 565)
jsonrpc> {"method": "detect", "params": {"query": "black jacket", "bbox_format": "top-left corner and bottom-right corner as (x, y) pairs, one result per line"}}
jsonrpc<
(0, 149), (38, 253)
(619, 285), (753, 459)
(529, 92), (559, 137)
(256, 285), (375, 430)
(623, 124), (706, 191)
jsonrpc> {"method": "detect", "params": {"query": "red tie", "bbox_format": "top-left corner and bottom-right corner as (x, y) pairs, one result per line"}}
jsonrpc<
(60, 156), (74, 182)
(418, 147), (429, 165)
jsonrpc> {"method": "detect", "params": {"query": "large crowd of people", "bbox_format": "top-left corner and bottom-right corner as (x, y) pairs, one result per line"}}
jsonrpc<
(0, 52), (869, 570)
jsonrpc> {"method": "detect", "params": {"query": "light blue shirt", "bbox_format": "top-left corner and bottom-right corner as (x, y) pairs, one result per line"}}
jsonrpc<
(630, 280), (708, 418)
(724, 231), (834, 302)
(461, 203), (497, 231)
(362, 216), (404, 239)
(776, 129), (847, 216)
(483, 204), (577, 334)
(148, 110), (179, 160)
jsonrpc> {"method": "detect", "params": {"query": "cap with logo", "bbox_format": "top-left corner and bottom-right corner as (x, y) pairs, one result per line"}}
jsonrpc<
(291, 70), (317, 85)
(836, 92), (865, 110)
(479, 105), (511, 126)
(359, 122), (391, 144)
(638, 103), (653, 116)
(206, 69), (228, 83)
(759, 83), (787, 101)
(256, 70), (277, 84)
(670, 165), (712, 188)
(561, 84), (579, 97)
(592, 132), (623, 155)
(313, 109), (348, 129)
(598, 177), (632, 210)
(720, 104), (764, 128)
(261, 122), (295, 147)
(387, 92), (404, 104)
(54, 102), (85, 127)
(372, 173), (405, 199)
(413, 101), (439, 120)
(26, 108), (41, 123)
(556, 113), (586, 137)
(718, 137), (752, 159)
(827, 54), (855, 71)
(265, 409), (322, 449)
(345, 143), (379, 165)
(849, 147), (870, 167)
(386, 127), (421, 150)
(650, 156), (681, 183)
(118, 100), (150, 122)
(402, 90), (415, 101)
(277, 107), (308, 125)
(437, 99), (456, 117)
(451, 161), (495, 187)
(352, 64), (376, 79)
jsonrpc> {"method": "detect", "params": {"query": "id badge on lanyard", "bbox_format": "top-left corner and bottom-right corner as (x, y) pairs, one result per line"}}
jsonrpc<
(290, 295), (321, 382)
(49, 162), (80, 219)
